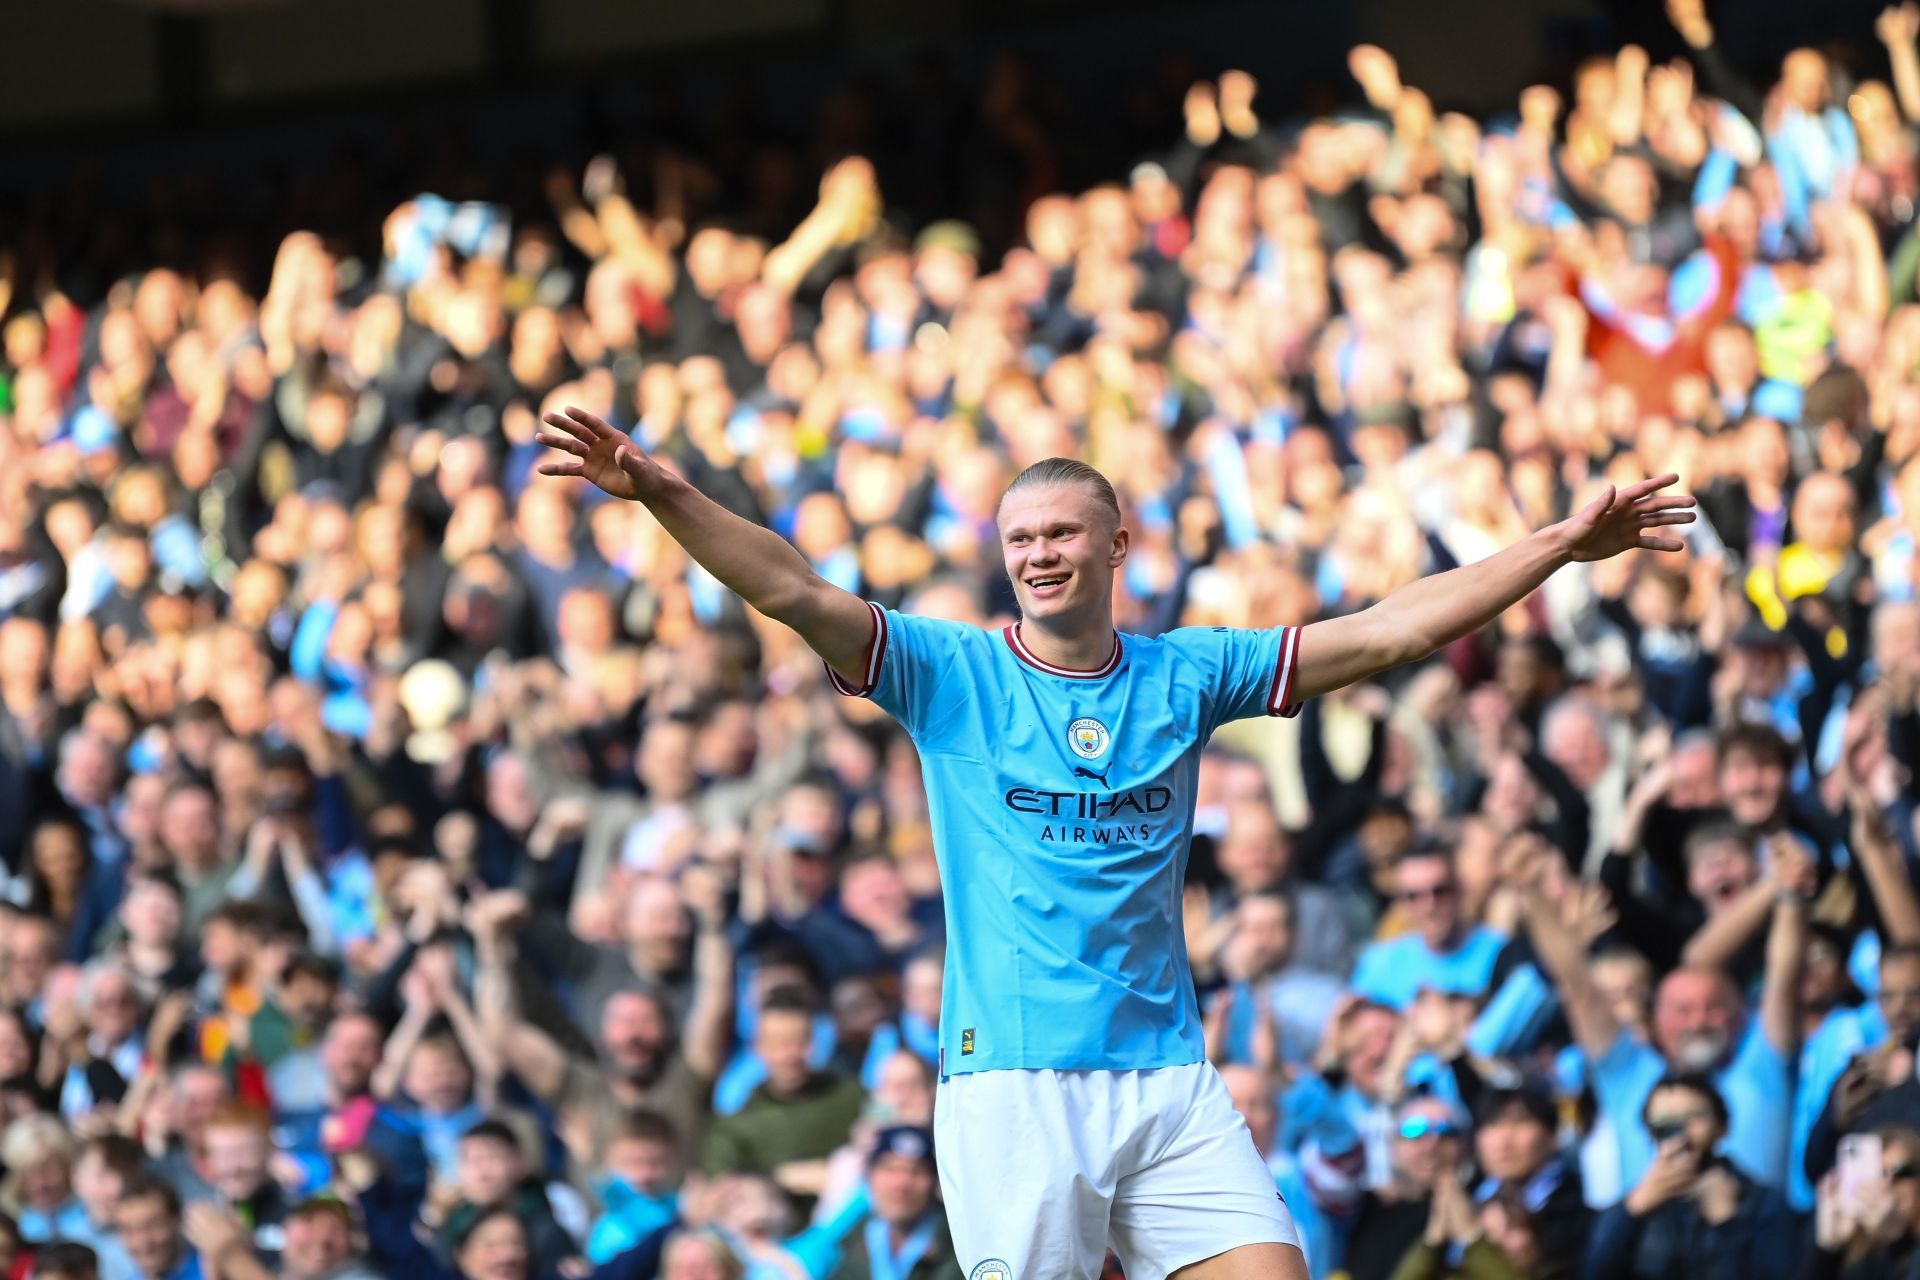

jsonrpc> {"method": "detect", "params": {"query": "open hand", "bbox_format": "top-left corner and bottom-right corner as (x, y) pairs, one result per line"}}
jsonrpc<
(1183, 81), (1221, 146)
(405, 944), (458, 1006)
(1665, 0), (1714, 47)
(679, 861), (730, 932)
(1559, 881), (1617, 947)
(1408, 989), (1467, 1055)
(1835, 1052), (1891, 1127)
(1556, 475), (1696, 562)
(1348, 45), (1402, 108)
(1880, 3), (1920, 47)
(1625, 757), (1676, 817)
(1219, 70), (1261, 134)
(537, 406), (668, 502)
(1767, 835), (1819, 899)
(183, 1203), (249, 1262)
(464, 889), (532, 943)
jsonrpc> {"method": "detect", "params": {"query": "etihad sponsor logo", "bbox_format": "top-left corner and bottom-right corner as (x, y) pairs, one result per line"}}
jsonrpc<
(1036, 822), (1154, 843)
(1003, 786), (1173, 817)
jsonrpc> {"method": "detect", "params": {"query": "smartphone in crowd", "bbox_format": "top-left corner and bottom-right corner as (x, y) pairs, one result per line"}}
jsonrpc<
(1838, 1132), (1885, 1215)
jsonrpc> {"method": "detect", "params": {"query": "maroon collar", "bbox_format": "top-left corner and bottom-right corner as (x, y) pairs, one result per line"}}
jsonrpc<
(1002, 623), (1122, 678)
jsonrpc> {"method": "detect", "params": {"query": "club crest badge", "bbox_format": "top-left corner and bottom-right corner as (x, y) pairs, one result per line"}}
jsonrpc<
(970, 1262), (1013, 1280)
(1068, 717), (1110, 759)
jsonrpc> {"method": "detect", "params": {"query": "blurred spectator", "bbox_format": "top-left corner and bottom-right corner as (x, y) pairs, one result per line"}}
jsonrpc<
(1583, 1075), (1799, 1280)
(113, 1176), (197, 1280)
(822, 1126), (959, 1280)
(6, 9), (1920, 1278)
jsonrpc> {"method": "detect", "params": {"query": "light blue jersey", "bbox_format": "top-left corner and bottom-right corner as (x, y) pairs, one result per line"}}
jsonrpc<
(1349, 927), (1507, 1011)
(1591, 1022), (1792, 1195)
(829, 603), (1303, 1075)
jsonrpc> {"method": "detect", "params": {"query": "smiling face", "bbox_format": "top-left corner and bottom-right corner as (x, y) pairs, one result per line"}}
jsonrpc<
(1394, 852), (1462, 951)
(202, 1121), (269, 1202)
(283, 1207), (354, 1280)
(1718, 745), (1787, 828)
(116, 1190), (182, 1280)
(1685, 833), (1757, 911)
(1653, 970), (1742, 1071)
(455, 1212), (529, 1280)
(997, 481), (1126, 630)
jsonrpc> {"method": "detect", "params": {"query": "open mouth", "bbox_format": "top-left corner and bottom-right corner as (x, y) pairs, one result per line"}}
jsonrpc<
(1025, 572), (1070, 598)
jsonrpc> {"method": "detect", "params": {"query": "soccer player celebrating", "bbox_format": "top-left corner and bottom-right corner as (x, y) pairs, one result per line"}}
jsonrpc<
(536, 406), (1694, 1280)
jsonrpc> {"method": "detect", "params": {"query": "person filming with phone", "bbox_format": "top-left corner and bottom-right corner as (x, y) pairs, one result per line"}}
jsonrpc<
(1806, 948), (1920, 1191)
(1584, 1075), (1799, 1280)
(1807, 1126), (1920, 1280)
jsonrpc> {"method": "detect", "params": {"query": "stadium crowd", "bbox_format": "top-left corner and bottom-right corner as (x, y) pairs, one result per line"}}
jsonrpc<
(12, 0), (1920, 1276)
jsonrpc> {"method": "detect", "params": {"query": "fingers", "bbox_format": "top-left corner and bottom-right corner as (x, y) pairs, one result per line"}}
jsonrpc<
(534, 430), (588, 457)
(536, 459), (585, 477)
(1639, 535), (1686, 552)
(1574, 485), (1617, 525)
(1619, 473), (1681, 501)
(542, 406), (609, 444)
(1639, 511), (1697, 527)
(541, 410), (597, 445)
(564, 405), (615, 437)
(1633, 494), (1696, 513)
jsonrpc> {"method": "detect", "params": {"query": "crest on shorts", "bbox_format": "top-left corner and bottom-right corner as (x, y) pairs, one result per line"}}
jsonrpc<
(970, 1262), (1013, 1280)
(1067, 716), (1110, 759)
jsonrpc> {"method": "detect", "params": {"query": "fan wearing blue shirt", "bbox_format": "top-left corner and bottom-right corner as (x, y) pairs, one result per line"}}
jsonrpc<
(1528, 866), (1804, 1198)
(535, 405), (1695, 1280)
(1350, 847), (1507, 1011)
(113, 1175), (202, 1280)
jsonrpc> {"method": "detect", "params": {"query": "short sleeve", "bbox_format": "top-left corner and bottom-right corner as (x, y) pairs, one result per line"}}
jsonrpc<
(1165, 624), (1306, 735)
(823, 601), (890, 698)
(823, 603), (969, 742)
(1591, 1031), (1663, 1120)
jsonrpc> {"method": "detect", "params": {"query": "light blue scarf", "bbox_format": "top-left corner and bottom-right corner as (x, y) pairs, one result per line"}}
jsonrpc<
(865, 1212), (937, 1280)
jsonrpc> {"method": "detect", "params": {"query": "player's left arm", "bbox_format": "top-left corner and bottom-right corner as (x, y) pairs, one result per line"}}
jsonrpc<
(1291, 476), (1695, 702)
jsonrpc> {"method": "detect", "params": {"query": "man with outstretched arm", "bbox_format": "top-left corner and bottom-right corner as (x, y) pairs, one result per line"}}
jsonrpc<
(537, 405), (1693, 1280)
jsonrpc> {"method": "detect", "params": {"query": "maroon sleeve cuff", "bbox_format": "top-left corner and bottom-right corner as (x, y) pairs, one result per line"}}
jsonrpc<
(1266, 625), (1303, 718)
(825, 601), (888, 697)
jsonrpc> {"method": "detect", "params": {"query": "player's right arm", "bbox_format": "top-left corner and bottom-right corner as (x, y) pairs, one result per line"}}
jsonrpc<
(536, 406), (877, 685)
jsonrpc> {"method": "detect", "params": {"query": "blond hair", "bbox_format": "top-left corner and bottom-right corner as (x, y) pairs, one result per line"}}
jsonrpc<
(1000, 457), (1122, 527)
(0, 1113), (76, 1211)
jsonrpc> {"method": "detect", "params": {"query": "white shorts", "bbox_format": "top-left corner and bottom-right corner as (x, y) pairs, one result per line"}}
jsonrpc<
(933, 1061), (1301, 1280)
